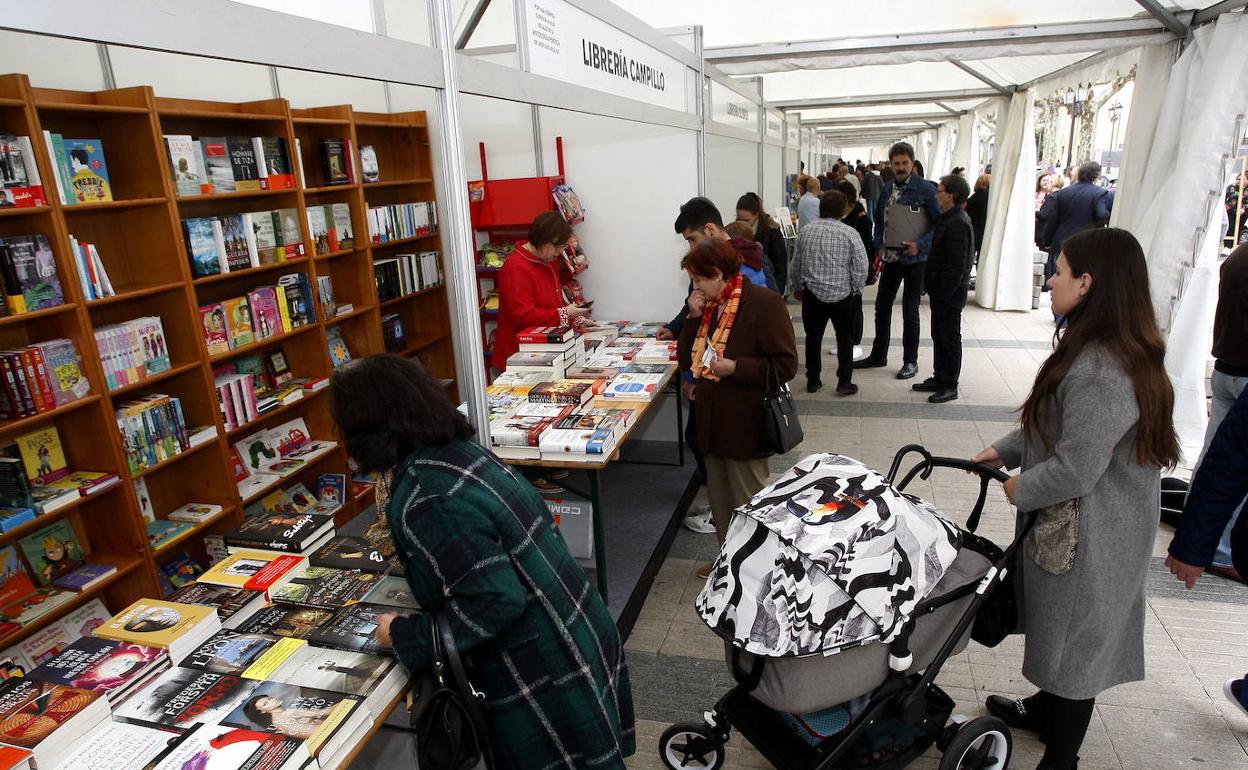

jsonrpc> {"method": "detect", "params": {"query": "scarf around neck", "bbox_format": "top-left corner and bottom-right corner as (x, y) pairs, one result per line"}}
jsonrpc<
(690, 274), (744, 382)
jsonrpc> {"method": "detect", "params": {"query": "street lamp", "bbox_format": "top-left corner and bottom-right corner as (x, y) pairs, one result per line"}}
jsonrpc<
(1062, 83), (1091, 170)
(1108, 100), (1124, 150)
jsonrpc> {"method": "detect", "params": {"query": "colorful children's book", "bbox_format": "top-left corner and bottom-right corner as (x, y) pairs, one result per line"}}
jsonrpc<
(199, 302), (230, 356)
(17, 520), (84, 585)
(222, 296), (255, 348)
(0, 547), (35, 606)
(51, 563), (116, 592)
(13, 426), (67, 485)
(315, 473), (347, 507)
(64, 138), (112, 203)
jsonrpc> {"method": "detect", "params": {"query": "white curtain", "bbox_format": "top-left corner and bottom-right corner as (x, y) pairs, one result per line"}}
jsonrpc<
(1111, 14), (1248, 466)
(951, 113), (975, 173)
(975, 90), (1038, 311)
(1111, 42), (1178, 229)
(931, 122), (955, 178)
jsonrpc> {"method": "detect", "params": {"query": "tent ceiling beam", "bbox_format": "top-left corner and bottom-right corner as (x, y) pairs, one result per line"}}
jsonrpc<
(703, 18), (1171, 70)
(454, 0), (492, 49)
(934, 102), (962, 116)
(1134, 0), (1191, 36)
(816, 124), (931, 135)
(776, 88), (998, 110)
(1193, 0), (1248, 25)
(801, 111), (964, 127)
(948, 60), (1013, 95)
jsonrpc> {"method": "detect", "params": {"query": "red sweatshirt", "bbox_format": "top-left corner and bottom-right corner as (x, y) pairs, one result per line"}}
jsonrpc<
(492, 244), (568, 369)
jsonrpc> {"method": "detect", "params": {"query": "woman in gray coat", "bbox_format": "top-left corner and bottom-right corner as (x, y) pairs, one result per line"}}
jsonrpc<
(971, 227), (1180, 770)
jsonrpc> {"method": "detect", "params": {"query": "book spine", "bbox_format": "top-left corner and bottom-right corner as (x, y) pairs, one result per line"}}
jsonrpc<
(17, 351), (47, 414)
(89, 243), (114, 297)
(26, 346), (59, 410)
(8, 352), (36, 416)
(41, 131), (66, 205)
(274, 285), (293, 332)
(252, 137), (269, 190)
(51, 134), (74, 206)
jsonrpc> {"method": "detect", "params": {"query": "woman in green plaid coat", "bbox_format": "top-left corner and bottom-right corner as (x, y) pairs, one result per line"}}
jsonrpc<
(329, 355), (635, 769)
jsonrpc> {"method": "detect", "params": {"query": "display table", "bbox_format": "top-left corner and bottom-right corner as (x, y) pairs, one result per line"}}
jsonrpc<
(504, 365), (684, 600)
(328, 687), (412, 770)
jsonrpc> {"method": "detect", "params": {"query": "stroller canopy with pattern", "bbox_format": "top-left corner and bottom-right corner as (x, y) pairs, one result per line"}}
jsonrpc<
(696, 453), (963, 658)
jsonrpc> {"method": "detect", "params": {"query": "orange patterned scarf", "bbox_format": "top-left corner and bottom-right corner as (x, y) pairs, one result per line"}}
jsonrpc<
(690, 274), (743, 382)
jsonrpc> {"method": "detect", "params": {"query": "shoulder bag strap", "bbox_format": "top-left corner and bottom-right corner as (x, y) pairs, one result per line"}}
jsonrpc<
(435, 612), (493, 743)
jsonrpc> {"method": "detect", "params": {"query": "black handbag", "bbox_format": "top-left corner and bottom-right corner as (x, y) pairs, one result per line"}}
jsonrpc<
(970, 563), (1018, 648)
(411, 612), (493, 770)
(758, 360), (803, 456)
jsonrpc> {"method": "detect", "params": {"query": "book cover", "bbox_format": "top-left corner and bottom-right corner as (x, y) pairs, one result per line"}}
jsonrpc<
(17, 520), (84, 585)
(64, 138), (112, 203)
(32, 338), (90, 407)
(528, 380), (593, 406)
(270, 567), (383, 609)
(358, 145), (379, 183)
(256, 638), (395, 697)
(309, 535), (398, 573)
(233, 431), (279, 474)
(218, 214), (253, 272)
(25, 637), (165, 695)
(184, 218), (223, 278)
(268, 417), (311, 457)
(505, 351), (562, 369)
(179, 629), (280, 675)
(517, 326), (575, 344)
(264, 348), (294, 387)
(58, 599), (110, 638)
(304, 602), (395, 656)
(307, 206), (331, 255)
(16, 623), (70, 668)
(147, 722), (305, 770)
(0, 587), (73, 626)
(167, 502), (223, 524)
(113, 667), (256, 727)
(0, 508), (34, 534)
(198, 550), (306, 593)
(148, 520), (195, 551)
(284, 483), (316, 513)
(200, 137), (234, 193)
(160, 555), (204, 591)
(488, 414), (557, 448)
(51, 563), (116, 592)
(234, 605), (332, 640)
(199, 303), (230, 356)
(314, 474), (346, 507)
(218, 679), (361, 754)
(226, 137), (262, 192)
(166, 583), (262, 627)
(0, 547), (34, 607)
(94, 600), (218, 650)
(246, 287), (281, 340)
(325, 327), (351, 368)
(0, 678), (104, 748)
(252, 210), (280, 265)
(223, 512), (331, 553)
(164, 134), (203, 197)
(274, 208), (304, 260)
(134, 316), (171, 374)
(330, 203), (353, 249)
(222, 296), (255, 349)
(6, 235), (63, 310)
(320, 140), (350, 185)
(360, 575), (418, 609)
(50, 720), (182, 770)
(260, 136), (295, 189)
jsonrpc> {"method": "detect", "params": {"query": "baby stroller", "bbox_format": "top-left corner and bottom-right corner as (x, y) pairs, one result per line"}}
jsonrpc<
(658, 445), (1021, 770)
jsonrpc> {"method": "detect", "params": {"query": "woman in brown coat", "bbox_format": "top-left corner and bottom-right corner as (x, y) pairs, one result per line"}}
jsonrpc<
(677, 239), (799, 578)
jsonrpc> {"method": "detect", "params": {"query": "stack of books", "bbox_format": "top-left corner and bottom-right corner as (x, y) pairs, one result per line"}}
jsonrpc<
(92, 598), (222, 663)
(0, 676), (113, 768)
(163, 134), (295, 196)
(182, 209), (305, 278)
(230, 417), (337, 499)
(372, 251), (442, 301)
(0, 339), (90, 419)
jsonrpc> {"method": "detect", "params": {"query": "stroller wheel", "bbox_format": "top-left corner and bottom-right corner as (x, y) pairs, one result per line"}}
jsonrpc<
(659, 722), (726, 770)
(939, 716), (1012, 770)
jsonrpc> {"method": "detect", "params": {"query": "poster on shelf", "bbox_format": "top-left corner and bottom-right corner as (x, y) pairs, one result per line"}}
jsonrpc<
(522, 0), (688, 113)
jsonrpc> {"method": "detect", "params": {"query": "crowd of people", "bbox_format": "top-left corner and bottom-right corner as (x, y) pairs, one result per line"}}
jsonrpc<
(314, 136), (1246, 770)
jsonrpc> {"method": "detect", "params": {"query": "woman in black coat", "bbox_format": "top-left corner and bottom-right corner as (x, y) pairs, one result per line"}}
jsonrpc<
(736, 192), (789, 293)
(967, 173), (990, 256)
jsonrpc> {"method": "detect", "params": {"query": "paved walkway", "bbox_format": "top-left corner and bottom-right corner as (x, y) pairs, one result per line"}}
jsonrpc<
(625, 292), (1248, 770)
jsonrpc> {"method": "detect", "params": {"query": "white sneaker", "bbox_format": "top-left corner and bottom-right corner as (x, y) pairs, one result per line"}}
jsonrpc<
(829, 346), (866, 360)
(683, 505), (716, 534)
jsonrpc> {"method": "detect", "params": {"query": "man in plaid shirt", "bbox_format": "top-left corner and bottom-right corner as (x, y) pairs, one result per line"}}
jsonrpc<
(791, 190), (868, 395)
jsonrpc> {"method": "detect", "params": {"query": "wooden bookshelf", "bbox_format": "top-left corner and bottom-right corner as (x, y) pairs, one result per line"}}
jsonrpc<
(0, 74), (458, 652)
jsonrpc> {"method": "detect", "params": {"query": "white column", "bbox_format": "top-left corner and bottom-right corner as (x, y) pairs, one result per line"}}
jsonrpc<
(952, 113), (975, 173)
(975, 90), (1037, 311)
(931, 122), (954, 178)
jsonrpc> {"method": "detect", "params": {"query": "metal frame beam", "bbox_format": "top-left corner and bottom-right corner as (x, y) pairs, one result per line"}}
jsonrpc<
(949, 60), (1012, 95)
(703, 18), (1170, 66)
(1134, 0), (1191, 36)
(454, 0), (492, 50)
(801, 111), (963, 127)
(1193, 0), (1248, 25)
(775, 88), (998, 110)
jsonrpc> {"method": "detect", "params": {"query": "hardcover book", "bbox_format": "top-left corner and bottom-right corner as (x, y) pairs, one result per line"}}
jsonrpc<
(314, 473), (346, 507)
(247, 286), (282, 340)
(222, 296), (255, 349)
(13, 426), (68, 485)
(270, 567), (383, 609)
(223, 511), (333, 554)
(309, 535), (399, 573)
(252, 210), (281, 265)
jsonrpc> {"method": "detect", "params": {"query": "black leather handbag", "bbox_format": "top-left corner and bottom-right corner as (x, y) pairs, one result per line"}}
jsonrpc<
(411, 612), (493, 770)
(758, 360), (803, 456)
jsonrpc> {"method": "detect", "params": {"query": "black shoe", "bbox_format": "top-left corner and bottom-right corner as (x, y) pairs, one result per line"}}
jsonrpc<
(853, 357), (887, 369)
(1036, 759), (1079, 770)
(985, 694), (1043, 735)
(929, 389), (959, 403)
(836, 382), (858, 396)
(912, 378), (941, 392)
(806, 379), (823, 393)
(896, 363), (918, 379)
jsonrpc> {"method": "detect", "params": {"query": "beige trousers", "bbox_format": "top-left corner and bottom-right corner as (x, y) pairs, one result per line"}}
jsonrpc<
(704, 455), (770, 544)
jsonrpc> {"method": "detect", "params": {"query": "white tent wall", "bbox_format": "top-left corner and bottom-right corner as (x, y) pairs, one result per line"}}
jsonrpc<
(763, 144), (784, 218)
(0, 29), (104, 90)
(1110, 14), (1248, 466)
(459, 94), (539, 179)
(931, 122), (955, 178)
(705, 133), (761, 225)
(975, 90), (1038, 311)
(536, 106), (699, 323)
(952, 113), (975, 174)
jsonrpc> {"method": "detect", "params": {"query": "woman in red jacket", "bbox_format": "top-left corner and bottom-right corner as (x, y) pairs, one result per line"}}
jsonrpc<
(491, 212), (592, 370)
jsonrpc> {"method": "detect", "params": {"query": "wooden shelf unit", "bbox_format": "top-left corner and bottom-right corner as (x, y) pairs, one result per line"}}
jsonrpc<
(0, 74), (457, 650)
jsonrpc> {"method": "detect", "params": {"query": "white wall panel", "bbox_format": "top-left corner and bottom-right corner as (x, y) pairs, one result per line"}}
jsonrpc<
(762, 144), (783, 221)
(110, 47), (273, 102)
(276, 69), (388, 111)
(0, 30), (105, 91)
(458, 94), (537, 179)
(705, 133), (759, 223)
(537, 106), (697, 323)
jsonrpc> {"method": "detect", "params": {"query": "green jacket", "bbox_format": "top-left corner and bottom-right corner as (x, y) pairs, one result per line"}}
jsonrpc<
(387, 438), (635, 769)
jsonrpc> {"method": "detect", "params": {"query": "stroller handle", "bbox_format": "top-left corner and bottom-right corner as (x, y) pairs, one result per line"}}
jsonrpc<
(886, 444), (1011, 533)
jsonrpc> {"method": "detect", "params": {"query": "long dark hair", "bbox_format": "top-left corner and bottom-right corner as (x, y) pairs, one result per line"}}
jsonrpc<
(735, 192), (778, 235)
(1020, 228), (1179, 468)
(329, 354), (474, 473)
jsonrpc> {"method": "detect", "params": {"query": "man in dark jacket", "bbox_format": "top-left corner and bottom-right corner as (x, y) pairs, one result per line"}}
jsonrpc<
(856, 141), (941, 380)
(1039, 161), (1110, 281)
(913, 175), (975, 403)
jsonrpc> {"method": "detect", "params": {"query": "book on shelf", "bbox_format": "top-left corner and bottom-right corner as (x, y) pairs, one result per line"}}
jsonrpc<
(166, 582), (265, 630)
(0, 508), (33, 533)
(326, 326), (352, 369)
(331, 202), (354, 249)
(319, 139), (351, 185)
(25, 636), (168, 705)
(226, 136), (263, 192)
(147, 520), (195, 552)
(58, 599), (110, 639)
(0, 547), (36, 607)
(200, 136), (235, 193)
(222, 296), (255, 348)
(182, 216), (225, 278)
(0, 133), (46, 209)
(269, 566), (383, 610)
(264, 348), (294, 388)
(0, 339), (90, 419)
(223, 511), (335, 556)
(159, 555), (204, 596)
(303, 601), (395, 656)
(315, 275), (334, 320)
(0, 586), (74, 629)
(66, 232), (114, 301)
(13, 623), (71, 671)
(53, 137), (112, 205)
(17, 519), (84, 586)
(94, 316), (171, 391)
(114, 394), (190, 474)
(0, 678), (111, 769)
(258, 136), (296, 190)
(198, 302), (229, 356)
(358, 144), (379, 183)
(306, 205), (332, 255)
(93, 599), (222, 663)
(276, 272), (316, 326)
(162, 133), (209, 197)
(360, 575), (418, 609)
(273, 208), (305, 260)
(309, 535), (399, 573)
(197, 550), (307, 595)
(0, 235), (63, 314)
(219, 212), (258, 271)
(51, 563), (116, 593)
(367, 201), (437, 244)
(246, 286), (283, 340)
(166, 502), (223, 524)
(380, 313), (406, 353)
